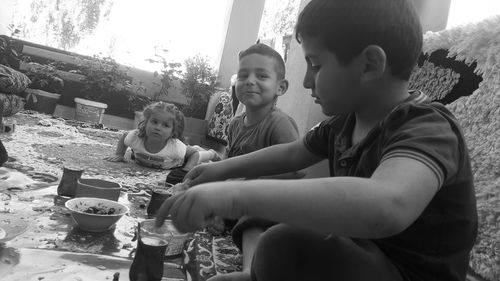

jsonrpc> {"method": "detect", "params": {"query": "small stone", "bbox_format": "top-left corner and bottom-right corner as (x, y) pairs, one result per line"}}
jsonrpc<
(97, 265), (106, 270)
(486, 215), (495, 225)
(37, 119), (52, 126)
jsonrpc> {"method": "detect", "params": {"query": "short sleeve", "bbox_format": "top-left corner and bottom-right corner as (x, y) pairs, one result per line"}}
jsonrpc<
(224, 117), (239, 159)
(303, 119), (331, 158)
(270, 115), (299, 145)
(380, 104), (462, 188)
(170, 138), (187, 160)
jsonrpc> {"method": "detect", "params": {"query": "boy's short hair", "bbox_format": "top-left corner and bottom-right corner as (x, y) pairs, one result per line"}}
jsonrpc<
(295, 0), (422, 80)
(239, 43), (286, 80)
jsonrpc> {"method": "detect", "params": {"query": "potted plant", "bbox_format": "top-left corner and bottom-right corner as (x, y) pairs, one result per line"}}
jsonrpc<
(75, 56), (132, 124)
(178, 54), (219, 119)
(145, 48), (182, 102)
(23, 62), (65, 115)
(128, 50), (182, 126)
(125, 82), (150, 127)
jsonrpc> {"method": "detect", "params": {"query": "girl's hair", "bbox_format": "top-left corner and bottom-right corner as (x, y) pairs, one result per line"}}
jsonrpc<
(137, 101), (185, 141)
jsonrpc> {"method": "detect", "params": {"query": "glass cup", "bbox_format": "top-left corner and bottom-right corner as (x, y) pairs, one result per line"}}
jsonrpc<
(146, 184), (173, 218)
(57, 165), (84, 197)
(129, 219), (173, 281)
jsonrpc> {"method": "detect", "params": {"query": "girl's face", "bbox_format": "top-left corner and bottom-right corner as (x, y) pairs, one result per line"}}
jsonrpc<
(145, 110), (174, 142)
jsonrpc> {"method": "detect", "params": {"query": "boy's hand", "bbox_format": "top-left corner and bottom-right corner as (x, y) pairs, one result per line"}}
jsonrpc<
(155, 182), (244, 233)
(104, 155), (125, 162)
(184, 162), (226, 186)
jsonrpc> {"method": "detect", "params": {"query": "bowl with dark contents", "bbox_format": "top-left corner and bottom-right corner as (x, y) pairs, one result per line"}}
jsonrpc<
(65, 197), (129, 232)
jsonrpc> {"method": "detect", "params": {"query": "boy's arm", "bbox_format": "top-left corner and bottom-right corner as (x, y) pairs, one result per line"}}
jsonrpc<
(183, 146), (219, 171)
(185, 139), (323, 185)
(104, 132), (128, 162)
(158, 155), (438, 238)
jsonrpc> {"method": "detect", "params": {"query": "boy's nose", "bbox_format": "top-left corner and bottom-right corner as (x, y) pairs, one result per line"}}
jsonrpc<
(303, 73), (314, 89)
(246, 74), (257, 85)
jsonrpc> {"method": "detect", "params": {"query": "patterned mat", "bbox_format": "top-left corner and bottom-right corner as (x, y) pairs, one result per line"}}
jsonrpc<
(185, 231), (242, 281)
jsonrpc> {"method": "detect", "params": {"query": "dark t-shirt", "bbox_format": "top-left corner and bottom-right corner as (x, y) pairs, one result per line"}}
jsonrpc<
(226, 108), (299, 158)
(228, 108), (299, 245)
(304, 91), (477, 281)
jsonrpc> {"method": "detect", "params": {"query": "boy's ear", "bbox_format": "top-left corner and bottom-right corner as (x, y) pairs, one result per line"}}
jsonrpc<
(277, 79), (289, 96)
(359, 45), (387, 82)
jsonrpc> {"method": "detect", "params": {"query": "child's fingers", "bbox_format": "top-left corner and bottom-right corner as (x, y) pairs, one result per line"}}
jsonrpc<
(155, 192), (183, 227)
(104, 156), (123, 162)
(174, 193), (208, 232)
(184, 168), (201, 186)
(167, 192), (193, 232)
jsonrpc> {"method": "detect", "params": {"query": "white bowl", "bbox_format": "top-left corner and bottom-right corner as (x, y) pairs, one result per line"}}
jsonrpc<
(65, 197), (129, 232)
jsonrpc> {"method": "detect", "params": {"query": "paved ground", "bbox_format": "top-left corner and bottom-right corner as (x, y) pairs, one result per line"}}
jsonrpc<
(1, 111), (168, 194)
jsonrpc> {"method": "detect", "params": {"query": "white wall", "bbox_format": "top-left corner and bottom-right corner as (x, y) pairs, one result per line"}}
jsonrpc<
(216, 0), (266, 89)
(276, 0), (329, 178)
(411, 0), (451, 32)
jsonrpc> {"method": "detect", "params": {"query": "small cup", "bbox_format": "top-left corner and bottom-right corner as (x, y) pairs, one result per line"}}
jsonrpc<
(57, 166), (84, 197)
(146, 184), (173, 217)
(75, 178), (121, 201)
(129, 219), (173, 281)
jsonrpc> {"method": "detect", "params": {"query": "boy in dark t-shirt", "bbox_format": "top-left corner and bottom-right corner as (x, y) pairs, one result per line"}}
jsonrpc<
(220, 43), (301, 280)
(156, 1), (477, 280)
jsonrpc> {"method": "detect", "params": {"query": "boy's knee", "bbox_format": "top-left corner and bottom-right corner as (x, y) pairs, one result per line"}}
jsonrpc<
(252, 224), (301, 281)
(256, 224), (301, 251)
(253, 224), (316, 267)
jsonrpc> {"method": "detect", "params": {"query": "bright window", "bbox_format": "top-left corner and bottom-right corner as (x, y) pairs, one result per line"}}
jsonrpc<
(10, 0), (232, 71)
(447, 0), (500, 28)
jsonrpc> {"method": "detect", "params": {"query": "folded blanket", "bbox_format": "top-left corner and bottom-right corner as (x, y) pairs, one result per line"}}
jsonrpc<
(0, 64), (31, 94)
(0, 92), (24, 116)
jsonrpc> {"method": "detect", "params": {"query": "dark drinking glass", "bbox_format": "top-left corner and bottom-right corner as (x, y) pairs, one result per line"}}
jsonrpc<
(129, 220), (172, 281)
(146, 184), (173, 218)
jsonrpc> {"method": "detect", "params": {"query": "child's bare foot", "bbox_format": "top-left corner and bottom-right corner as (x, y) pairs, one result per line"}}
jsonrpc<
(207, 272), (251, 281)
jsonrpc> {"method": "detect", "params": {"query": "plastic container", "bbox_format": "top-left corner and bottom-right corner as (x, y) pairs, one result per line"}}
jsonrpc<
(74, 98), (107, 124)
(25, 88), (61, 115)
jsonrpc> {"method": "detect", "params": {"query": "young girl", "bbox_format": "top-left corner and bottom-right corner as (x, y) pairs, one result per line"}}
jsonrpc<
(105, 101), (219, 171)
